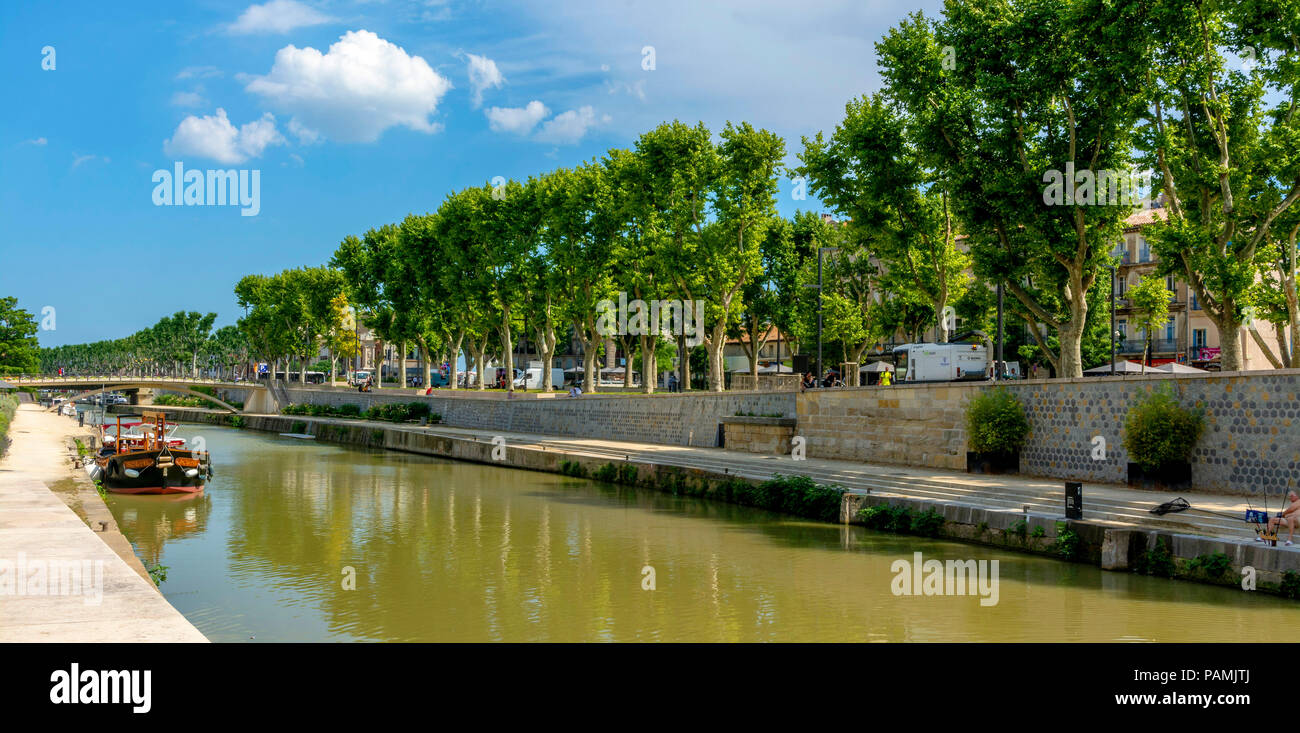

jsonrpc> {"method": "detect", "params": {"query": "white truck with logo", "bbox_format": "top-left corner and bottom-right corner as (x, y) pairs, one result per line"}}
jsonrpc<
(893, 343), (990, 382)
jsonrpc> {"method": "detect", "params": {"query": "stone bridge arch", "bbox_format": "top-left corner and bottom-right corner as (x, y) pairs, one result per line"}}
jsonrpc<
(48, 383), (241, 414)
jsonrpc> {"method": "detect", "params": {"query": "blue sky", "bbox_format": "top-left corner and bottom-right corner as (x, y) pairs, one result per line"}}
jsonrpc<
(1, 0), (940, 347)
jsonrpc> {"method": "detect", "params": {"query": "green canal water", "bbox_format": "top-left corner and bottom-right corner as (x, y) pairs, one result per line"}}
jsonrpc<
(107, 423), (1300, 642)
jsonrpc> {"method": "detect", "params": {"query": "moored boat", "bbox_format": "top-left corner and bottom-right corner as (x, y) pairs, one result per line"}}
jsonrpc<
(88, 411), (211, 495)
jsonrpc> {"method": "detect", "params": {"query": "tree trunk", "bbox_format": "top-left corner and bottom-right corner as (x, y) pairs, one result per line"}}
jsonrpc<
(620, 335), (635, 389)
(639, 333), (656, 394)
(1216, 316), (1244, 372)
(499, 307), (515, 392)
(418, 336), (432, 389)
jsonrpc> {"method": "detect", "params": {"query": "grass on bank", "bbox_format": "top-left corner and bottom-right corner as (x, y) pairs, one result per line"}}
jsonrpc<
(0, 394), (17, 455)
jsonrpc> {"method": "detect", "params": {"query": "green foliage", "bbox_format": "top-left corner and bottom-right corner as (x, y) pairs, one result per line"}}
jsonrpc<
(1281, 571), (1300, 600)
(0, 394), (17, 451)
(910, 509), (945, 538)
(1127, 275), (1173, 368)
(94, 478), (107, 501)
(858, 504), (916, 534)
(0, 297), (41, 374)
(1007, 519), (1029, 541)
(291, 421), (307, 434)
(720, 474), (845, 522)
(228, 415), (245, 429)
(593, 463), (619, 482)
(74, 439), (87, 456)
(1139, 539), (1175, 578)
(1030, 525), (1046, 539)
(1053, 522), (1083, 561)
(965, 388), (1030, 455)
(153, 393), (211, 408)
(1187, 552), (1231, 580)
(559, 460), (587, 478)
(283, 401), (436, 423)
(147, 564), (168, 586)
(1122, 385), (1204, 471)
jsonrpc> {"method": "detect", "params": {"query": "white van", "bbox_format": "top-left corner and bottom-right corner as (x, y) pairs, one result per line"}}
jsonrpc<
(521, 364), (565, 389)
(894, 343), (989, 382)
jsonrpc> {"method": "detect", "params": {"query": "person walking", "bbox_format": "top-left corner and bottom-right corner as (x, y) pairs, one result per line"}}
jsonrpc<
(879, 369), (892, 387)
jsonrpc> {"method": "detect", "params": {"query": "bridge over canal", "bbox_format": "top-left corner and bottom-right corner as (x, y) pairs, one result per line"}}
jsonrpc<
(7, 375), (278, 414)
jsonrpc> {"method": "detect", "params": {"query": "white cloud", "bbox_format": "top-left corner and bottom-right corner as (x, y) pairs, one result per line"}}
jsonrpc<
(227, 0), (334, 35)
(72, 154), (108, 168)
(176, 66), (222, 80)
(287, 119), (321, 145)
(24, 137), (47, 146)
(485, 100), (549, 135)
(171, 90), (207, 107)
(163, 108), (285, 164)
(536, 106), (604, 144)
(465, 53), (504, 107)
(245, 30), (453, 143)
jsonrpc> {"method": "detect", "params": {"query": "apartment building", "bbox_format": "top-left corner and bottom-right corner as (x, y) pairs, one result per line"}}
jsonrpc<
(1112, 207), (1284, 370)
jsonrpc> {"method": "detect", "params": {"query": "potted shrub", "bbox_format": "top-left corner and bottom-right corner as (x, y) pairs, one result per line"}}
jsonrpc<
(965, 387), (1030, 474)
(1123, 385), (1203, 490)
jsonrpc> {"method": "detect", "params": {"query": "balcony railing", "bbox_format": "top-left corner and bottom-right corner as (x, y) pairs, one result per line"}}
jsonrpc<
(1117, 337), (1184, 354)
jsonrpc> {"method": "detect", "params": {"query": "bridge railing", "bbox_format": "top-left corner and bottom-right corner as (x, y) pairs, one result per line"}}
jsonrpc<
(10, 374), (258, 387)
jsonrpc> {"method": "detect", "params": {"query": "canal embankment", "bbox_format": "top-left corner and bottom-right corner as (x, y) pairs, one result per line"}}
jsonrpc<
(147, 404), (1300, 599)
(0, 404), (207, 642)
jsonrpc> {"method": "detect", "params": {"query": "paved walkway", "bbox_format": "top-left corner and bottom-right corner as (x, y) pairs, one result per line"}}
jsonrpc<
(253, 411), (1299, 547)
(0, 405), (207, 642)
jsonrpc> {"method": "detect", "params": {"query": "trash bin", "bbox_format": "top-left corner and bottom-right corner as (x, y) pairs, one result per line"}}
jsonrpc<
(1065, 482), (1083, 520)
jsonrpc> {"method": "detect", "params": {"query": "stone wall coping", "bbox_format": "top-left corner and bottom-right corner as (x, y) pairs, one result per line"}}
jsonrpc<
(287, 386), (796, 402)
(721, 415), (797, 427)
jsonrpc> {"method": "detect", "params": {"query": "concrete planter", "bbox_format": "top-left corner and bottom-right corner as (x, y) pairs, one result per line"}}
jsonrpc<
(1127, 461), (1192, 491)
(967, 451), (1020, 475)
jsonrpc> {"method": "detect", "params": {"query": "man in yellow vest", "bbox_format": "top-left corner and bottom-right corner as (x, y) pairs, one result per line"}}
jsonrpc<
(879, 369), (892, 387)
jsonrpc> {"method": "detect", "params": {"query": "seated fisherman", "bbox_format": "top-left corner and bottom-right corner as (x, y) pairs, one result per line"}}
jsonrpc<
(1267, 491), (1299, 546)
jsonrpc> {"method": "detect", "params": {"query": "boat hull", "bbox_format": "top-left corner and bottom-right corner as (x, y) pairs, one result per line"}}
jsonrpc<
(95, 449), (209, 495)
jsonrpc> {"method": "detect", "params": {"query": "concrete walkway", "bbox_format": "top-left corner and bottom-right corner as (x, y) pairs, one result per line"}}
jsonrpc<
(0, 405), (207, 642)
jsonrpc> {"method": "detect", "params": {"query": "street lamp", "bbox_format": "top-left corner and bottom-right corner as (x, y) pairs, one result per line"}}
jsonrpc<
(1109, 264), (1117, 376)
(803, 246), (839, 386)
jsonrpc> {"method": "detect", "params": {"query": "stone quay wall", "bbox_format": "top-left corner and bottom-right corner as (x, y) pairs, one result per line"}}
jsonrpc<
(280, 386), (796, 449)
(797, 370), (1300, 496)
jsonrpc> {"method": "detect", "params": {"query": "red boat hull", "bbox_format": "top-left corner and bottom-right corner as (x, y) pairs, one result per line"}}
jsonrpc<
(106, 484), (205, 495)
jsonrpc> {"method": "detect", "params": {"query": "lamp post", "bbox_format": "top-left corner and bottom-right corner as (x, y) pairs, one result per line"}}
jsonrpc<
(804, 246), (839, 386)
(1109, 265), (1117, 375)
(995, 282), (1004, 380)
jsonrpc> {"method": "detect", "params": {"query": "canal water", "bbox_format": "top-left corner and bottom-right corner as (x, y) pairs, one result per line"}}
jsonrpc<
(107, 423), (1300, 642)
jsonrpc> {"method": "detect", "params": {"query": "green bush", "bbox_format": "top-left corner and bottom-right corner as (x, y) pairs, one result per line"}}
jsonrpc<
(338, 403), (361, 416)
(1187, 552), (1231, 580)
(593, 462), (619, 482)
(858, 504), (914, 533)
(1122, 385), (1204, 471)
(1139, 539), (1175, 578)
(229, 415), (245, 429)
(1281, 571), (1300, 599)
(964, 387), (1030, 455)
(1007, 518), (1029, 540)
(729, 475), (846, 522)
(0, 394), (17, 449)
(910, 509), (945, 537)
(1053, 522), (1083, 560)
